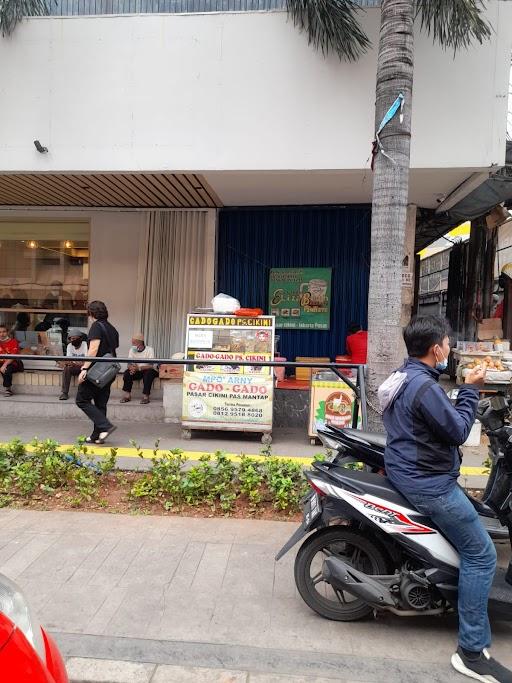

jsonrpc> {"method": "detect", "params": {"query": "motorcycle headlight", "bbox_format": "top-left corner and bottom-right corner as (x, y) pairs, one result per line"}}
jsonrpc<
(0, 573), (45, 661)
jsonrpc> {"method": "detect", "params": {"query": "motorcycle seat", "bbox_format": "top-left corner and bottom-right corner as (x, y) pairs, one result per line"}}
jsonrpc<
(341, 428), (387, 450)
(328, 467), (412, 509)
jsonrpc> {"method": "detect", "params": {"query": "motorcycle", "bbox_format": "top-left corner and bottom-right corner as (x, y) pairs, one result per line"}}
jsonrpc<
(275, 399), (512, 623)
(314, 394), (511, 541)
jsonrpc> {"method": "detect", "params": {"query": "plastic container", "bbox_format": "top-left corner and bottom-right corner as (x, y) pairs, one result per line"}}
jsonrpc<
(274, 356), (286, 382)
(463, 420), (482, 447)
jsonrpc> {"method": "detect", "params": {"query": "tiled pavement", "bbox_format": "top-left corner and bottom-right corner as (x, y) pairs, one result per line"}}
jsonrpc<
(0, 509), (510, 682)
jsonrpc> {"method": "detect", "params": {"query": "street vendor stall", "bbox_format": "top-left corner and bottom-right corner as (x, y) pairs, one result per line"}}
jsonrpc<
(181, 313), (275, 442)
(453, 341), (512, 393)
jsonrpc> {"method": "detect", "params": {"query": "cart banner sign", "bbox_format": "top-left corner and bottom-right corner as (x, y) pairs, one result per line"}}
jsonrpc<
(187, 351), (272, 375)
(308, 380), (356, 437)
(182, 371), (273, 425)
(188, 315), (273, 328)
(269, 268), (332, 330)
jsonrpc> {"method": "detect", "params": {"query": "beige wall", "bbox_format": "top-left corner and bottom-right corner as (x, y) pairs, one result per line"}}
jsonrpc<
(89, 212), (145, 357)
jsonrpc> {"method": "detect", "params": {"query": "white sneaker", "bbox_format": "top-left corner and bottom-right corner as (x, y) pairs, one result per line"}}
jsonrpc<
(451, 647), (512, 682)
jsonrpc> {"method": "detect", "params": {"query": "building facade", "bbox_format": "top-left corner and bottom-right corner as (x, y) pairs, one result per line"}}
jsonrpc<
(0, 1), (511, 359)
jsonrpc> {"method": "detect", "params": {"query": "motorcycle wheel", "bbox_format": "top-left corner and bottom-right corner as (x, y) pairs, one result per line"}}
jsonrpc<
(294, 527), (388, 622)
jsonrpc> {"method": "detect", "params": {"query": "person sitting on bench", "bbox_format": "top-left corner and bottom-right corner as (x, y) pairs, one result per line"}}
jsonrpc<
(59, 328), (88, 400)
(0, 323), (24, 397)
(121, 334), (158, 405)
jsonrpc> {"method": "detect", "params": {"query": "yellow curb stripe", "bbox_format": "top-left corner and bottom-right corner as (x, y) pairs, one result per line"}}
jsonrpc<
(6, 443), (489, 475)
(460, 466), (489, 476)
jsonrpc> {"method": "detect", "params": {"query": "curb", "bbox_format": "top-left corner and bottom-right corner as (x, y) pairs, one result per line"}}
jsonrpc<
(1, 442), (489, 475)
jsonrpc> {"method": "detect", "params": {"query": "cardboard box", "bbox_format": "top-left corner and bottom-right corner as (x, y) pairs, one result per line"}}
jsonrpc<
(477, 318), (503, 341)
(159, 364), (184, 380)
(295, 357), (330, 382)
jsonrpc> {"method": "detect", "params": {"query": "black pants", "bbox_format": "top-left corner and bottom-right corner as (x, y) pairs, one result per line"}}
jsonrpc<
(62, 365), (81, 394)
(76, 379), (114, 436)
(2, 362), (23, 388)
(122, 369), (158, 396)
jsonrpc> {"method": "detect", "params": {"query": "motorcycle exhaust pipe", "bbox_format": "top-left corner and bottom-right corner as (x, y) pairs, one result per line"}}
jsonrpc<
(322, 556), (396, 608)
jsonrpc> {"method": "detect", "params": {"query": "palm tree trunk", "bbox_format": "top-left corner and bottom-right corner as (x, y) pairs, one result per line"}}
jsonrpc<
(366, 0), (414, 430)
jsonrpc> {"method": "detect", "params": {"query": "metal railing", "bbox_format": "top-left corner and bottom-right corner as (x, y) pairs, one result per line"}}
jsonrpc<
(0, 354), (368, 429)
(47, 0), (381, 15)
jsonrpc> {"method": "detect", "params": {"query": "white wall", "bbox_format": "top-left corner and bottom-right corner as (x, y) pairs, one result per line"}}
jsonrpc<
(0, 3), (510, 174)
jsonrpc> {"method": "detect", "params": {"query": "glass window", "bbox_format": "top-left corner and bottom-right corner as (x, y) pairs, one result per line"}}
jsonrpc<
(0, 222), (89, 348)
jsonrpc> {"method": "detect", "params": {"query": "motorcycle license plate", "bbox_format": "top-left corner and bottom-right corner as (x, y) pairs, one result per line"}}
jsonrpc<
(303, 492), (322, 529)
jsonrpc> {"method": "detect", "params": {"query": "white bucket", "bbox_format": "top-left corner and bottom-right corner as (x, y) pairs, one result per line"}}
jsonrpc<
(463, 420), (482, 447)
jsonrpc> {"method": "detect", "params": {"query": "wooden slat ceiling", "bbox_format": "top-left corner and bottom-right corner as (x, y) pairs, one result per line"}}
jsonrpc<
(0, 173), (222, 208)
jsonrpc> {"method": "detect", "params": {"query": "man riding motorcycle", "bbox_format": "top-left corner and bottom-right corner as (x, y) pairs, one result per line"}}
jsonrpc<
(379, 315), (512, 682)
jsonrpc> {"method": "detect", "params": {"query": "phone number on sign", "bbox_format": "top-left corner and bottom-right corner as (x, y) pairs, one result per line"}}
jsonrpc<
(212, 407), (264, 419)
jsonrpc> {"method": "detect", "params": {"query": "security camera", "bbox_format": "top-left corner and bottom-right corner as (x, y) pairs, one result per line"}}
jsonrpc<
(33, 140), (48, 153)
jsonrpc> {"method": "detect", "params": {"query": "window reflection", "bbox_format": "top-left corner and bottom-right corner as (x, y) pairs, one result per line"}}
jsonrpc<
(0, 222), (89, 355)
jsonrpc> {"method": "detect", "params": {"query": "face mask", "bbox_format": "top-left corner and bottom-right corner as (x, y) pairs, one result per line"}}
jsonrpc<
(132, 345), (143, 353)
(71, 340), (82, 348)
(435, 347), (448, 371)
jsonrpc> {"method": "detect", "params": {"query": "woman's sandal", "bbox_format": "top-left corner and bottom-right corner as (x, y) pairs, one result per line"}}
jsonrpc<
(120, 397), (131, 404)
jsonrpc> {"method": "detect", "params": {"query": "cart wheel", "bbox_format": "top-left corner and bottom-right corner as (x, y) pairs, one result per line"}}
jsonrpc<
(261, 433), (272, 445)
(181, 429), (192, 440)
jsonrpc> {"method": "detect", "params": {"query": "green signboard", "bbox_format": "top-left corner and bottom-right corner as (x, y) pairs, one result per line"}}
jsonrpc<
(269, 268), (332, 330)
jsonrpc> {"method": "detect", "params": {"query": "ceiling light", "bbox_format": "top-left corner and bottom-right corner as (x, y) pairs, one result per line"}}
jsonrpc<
(64, 240), (74, 249)
(27, 240), (37, 249)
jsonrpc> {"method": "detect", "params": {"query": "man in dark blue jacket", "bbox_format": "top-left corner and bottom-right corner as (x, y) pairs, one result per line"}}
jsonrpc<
(379, 315), (510, 683)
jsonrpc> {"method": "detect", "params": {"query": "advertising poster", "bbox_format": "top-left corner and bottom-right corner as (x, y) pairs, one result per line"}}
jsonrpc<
(269, 267), (332, 330)
(308, 379), (356, 437)
(182, 371), (273, 427)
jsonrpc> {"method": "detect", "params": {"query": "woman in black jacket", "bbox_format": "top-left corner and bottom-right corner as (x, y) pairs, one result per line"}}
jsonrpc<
(76, 301), (119, 444)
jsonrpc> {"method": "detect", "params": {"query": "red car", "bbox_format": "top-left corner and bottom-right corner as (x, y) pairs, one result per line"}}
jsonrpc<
(0, 572), (68, 682)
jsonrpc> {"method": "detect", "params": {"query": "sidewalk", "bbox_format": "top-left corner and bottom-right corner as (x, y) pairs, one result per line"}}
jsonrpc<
(0, 417), (320, 460)
(1, 509), (510, 682)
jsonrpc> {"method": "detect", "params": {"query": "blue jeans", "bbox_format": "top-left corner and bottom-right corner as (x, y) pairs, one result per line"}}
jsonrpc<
(406, 485), (497, 651)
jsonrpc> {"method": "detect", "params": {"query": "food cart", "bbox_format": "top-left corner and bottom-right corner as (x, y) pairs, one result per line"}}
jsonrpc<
(308, 370), (359, 445)
(181, 313), (275, 442)
(453, 342), (512, 393)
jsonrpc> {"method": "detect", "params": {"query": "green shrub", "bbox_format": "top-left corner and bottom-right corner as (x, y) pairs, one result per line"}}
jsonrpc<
(0, 437), (309, 516)
(238, 456), (264, 508)
(263, 457), (307, 511)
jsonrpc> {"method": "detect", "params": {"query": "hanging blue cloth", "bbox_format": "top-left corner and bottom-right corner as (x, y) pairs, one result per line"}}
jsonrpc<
(371, 93), (405, 168)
